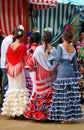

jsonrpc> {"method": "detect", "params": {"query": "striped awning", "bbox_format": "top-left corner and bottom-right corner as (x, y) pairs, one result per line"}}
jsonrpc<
(29, 0), (84, 6)
(29, 4), (79, 45)
(80, 7), (84, 22)
(29, 0), (57, 6)
(57, 0), (84, 6)
(0, 0), (27, 35)
(27, 0), (57, 10)
(28, 0), (84, 10)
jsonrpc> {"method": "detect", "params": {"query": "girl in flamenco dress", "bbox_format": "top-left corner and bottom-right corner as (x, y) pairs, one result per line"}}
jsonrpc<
(24, 32), (33, 98)
(1, 25), (29, 118)
(24, 30), (58, 120)
(48, 25), (83, 123)
(25, 32), (41, 98)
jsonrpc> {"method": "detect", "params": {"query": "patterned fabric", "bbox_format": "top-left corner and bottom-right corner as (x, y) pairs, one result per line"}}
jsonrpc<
(28, 0), (57, 10)
(25, 70), (33, 97)
(28, 0), (84, 8)
(80, 7), (84, 22)
(48, 44), (83, 121)
(24, 90), (53, 120)
(28, 0), (57, 5)
(0, 0), (26, 35)
(49, 79), (83, 121)
(78, 78), (84, 103)
(24, 45), (57, 120)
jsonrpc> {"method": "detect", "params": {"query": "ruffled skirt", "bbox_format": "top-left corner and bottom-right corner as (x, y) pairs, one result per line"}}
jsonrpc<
(25, 70), (33, 97)
(1, 71), (29, 117)
(24, 90), (53, 120)
(48, 78), (83, 121)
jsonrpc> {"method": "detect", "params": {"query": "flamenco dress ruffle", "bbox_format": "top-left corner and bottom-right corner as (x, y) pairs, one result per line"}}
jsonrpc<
(24, 90), (53, 120)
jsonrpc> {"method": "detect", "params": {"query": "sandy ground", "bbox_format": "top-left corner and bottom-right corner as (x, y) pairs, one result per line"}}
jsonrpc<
(0, 105), (84, 130)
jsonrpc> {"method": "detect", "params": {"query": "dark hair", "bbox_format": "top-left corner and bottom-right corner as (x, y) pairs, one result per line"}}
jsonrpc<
(14, 25), (24, 39)
(42, 31), (52, 51)
(12, 28), (16, 35)
(79, 31), (84, 36)
(30, 32), (41, 44)
(62, 29), (73, 43)
(0, 34), (4, 41)
(42, 31), (52, 43)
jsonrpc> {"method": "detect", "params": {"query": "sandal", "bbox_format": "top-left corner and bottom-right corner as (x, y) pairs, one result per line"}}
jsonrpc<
(61, 120), (71, 124)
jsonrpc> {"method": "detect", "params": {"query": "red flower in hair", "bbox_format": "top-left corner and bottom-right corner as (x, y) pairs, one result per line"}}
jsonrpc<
(64, 25), (72, 31)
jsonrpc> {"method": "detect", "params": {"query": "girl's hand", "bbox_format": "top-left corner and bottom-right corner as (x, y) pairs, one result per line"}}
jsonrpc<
(27, 49), (30, 55)
(45, 50), (50, 57)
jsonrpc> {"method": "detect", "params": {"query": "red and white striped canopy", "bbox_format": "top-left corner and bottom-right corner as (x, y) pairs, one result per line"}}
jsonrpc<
(0, 0), (57, 35)
(28, 0), (57, 5)
(0, 0), (27, 36)
(28, 0), (57, 10)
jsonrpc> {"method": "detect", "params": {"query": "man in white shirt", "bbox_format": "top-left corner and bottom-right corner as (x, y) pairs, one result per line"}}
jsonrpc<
(1, 30), (15, 106)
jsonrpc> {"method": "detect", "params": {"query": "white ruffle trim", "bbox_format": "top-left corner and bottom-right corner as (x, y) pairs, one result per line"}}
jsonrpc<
(1, 88), (29, 117)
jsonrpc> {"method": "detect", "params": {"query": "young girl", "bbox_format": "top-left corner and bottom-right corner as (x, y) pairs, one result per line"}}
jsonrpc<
(24, 31), (58, 120)
(48, 25), (83, 123)
(1, 25), (28, 118)
(25, 32), (41, 98)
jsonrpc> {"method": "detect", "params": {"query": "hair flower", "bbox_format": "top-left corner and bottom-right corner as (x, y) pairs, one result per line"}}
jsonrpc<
(64, 25), (72, 31)
(18, 31), (22, 35)
(18, 25), (24, 31)
(44, 27), (53, 33)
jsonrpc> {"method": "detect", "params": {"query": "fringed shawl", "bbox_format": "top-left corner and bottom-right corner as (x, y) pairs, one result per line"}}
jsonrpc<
(6, 44), (27, 77)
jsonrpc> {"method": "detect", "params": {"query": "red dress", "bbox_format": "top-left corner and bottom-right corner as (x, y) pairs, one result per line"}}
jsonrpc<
(24, 45), (57, 120)
(25, 43), (38, 97)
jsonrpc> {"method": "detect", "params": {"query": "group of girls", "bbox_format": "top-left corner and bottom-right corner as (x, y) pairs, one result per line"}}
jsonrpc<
(1, 25), (83, 124)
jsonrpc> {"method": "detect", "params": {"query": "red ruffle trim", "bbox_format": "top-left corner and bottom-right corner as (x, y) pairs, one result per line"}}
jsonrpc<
(23, 90), (53, 120)
(24, 111), (47, 120)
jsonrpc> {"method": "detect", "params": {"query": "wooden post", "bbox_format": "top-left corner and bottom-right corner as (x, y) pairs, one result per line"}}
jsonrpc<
(23, 0), (30, 33)
(26, 2), (30, 32)
(23, 0), (30, 43)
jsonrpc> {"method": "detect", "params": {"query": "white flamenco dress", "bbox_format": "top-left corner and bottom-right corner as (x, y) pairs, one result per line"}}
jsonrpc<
(1, 64), (29, 117)
(1, 45), (29, 117)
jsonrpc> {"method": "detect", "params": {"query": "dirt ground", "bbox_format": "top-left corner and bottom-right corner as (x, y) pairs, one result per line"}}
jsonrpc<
(0, 105), (84, 130)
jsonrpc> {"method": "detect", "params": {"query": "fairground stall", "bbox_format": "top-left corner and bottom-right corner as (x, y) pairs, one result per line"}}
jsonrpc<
(28, 0), (84, 45)
(0, 0), (84, 103)
(0, 0), (84, 43)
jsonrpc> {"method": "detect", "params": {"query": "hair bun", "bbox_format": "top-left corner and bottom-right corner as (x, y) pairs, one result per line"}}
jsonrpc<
(14, 25), (24, 38)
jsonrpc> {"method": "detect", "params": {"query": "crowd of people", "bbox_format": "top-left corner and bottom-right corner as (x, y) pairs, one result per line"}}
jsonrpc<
(0, 24), (84, 123)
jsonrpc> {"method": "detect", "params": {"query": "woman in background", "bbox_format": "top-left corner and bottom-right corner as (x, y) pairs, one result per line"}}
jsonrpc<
(25, 32), (33, 98)
(26, 32), (32, 49)
(25, 32), (41, 98)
